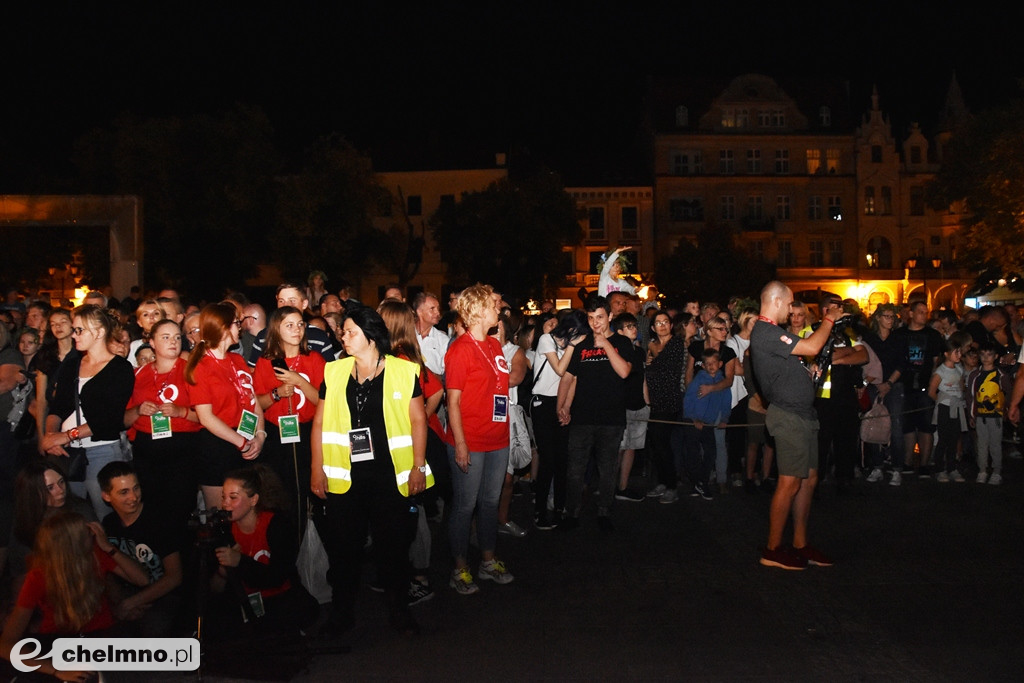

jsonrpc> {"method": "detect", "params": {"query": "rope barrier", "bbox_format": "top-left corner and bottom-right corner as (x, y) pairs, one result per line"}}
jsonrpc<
(637, 404), (934, 429)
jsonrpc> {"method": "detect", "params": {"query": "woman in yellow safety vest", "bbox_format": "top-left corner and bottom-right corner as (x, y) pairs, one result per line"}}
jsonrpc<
(311, 306), (431, 636)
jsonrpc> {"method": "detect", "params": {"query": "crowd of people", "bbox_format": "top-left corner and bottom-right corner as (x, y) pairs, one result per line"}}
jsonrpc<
(1, 264), (1022, 672)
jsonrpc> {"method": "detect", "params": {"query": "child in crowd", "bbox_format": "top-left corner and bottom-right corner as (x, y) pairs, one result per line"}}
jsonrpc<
(966, 342), (1012, 485)
(134, 343), (156, 366)
(682, 348), (731, 499)
(928, 338), (967, 482)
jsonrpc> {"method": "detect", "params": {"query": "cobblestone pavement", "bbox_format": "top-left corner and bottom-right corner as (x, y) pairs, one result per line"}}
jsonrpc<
(163, 454), (1024, 682)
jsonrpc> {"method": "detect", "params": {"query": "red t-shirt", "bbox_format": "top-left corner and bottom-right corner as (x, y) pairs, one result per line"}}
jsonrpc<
(443, 334), (510, 451)
(189, 353), (256, 428)
(18, 546), (117, 634)
(128, 358), (202, 434)
(252, 354), (326, 426)
(397, 353), (446, 440)
(233, 510), (290, 598)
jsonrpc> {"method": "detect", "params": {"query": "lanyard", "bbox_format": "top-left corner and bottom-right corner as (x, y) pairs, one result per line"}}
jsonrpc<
(471, 337), (502, 391)
(208, 352), (249, 405)
(352, 356), (382, 428)
(757, 315), (777, 326)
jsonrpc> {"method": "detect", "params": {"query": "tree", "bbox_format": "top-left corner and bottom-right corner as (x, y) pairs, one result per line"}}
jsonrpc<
(430, 170), (582, 304)
(654, 224), (775, 306)
(74, 105), (279, 299)
(928, 100), (1024, 278)
(272, 135), (389, 285)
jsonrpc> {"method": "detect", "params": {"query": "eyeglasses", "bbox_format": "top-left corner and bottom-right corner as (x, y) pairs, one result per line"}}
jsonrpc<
(70, 327), (86, 336)
(654, 320), (670, 326)
(232, 320), (243, 327)
(188, 327), (200, 335)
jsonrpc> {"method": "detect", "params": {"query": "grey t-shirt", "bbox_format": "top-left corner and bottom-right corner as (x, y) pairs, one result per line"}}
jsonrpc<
(749, 320), (816, 421)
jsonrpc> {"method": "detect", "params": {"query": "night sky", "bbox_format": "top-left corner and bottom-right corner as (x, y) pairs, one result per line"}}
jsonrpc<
(2, 2), (1021, 187)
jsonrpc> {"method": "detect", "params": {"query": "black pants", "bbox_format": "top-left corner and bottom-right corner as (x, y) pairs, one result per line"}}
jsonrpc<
(319, 468), (417, 626)
(815, 397), (859, 481)
(132, 431), (199, 528)
(531, 395), (568, 517)
(262, 421), (312, 536)
(648, 410), (680, 490)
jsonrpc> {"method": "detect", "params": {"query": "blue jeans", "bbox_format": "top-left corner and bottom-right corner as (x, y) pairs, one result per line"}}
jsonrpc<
(447, 445), (508, 562)
(69, 441), (129, 520)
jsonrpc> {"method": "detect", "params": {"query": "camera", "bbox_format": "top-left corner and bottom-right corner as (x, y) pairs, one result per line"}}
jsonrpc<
(188, 507), (234, 549)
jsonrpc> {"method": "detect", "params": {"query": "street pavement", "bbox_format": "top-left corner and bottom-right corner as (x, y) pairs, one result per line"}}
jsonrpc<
(168, 453), (1023, 682)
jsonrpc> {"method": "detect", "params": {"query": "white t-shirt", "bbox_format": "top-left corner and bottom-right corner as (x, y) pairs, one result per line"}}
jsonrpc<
(532, 333), (564, 397)
(417, 325), (450, 378)
(726, 334), (750, 408)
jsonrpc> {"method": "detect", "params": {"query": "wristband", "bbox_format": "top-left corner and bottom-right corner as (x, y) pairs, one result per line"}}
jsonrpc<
(272, 388), (281, 402)
(69, 427), (81, 441)
(255, 429), (268, 438)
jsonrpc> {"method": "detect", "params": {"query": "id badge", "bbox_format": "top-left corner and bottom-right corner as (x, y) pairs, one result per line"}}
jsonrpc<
(492, 395), (508, 423)
(150, 413), (172, 440)
(278, 414), (301, 444)
(237, 409), (258, 439)
(348, 427), (374, 462)
(242, 591), (266, 622)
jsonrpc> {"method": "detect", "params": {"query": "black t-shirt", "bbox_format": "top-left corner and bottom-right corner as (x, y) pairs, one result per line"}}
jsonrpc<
(319, 367), (422, 478)
(749, 320), (816, 421)
(103, 503), (183, 584)
(893, 325), (945, 391)
(688, 339), (738, 376)
(622, 343), (647, 411)
(565, 332), (634, 425)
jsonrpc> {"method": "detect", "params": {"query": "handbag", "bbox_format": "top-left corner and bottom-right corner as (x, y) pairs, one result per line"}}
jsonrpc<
(508, 403), (532, 469)
(7, 378), (34, 440)
(859, 395), (891, 445)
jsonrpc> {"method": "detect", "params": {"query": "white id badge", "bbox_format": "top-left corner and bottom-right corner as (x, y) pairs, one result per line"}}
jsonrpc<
(278, 414), (301, 444)
(150, 413), (173, 440)
(492, 395), (508, 423)
(348, 427), (374, 462)
(237, 409), (258, 439)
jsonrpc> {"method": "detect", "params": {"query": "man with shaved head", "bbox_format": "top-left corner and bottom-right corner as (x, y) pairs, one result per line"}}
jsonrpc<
(749, 281), (839, 570)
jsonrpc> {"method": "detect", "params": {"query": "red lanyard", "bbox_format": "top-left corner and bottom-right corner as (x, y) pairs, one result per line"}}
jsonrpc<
(757, 315), (777, 326)
(208, 352), (250, 405)
(471, 337), (503, 391)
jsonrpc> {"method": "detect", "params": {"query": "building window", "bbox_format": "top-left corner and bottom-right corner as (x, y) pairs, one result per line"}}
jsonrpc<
(864, 186), (875, 215)
(809, 240), (824, 266)
(808, 195), (823, 220)
(720, 196), (735, 220)
(675, 105), (689, 127)
(750, 240), (765, 261)
(774, 149), (789, 174)
(819, 106), (831, 127)
(588, 207), (606, 239)
(910, 146), (922, 164)
(671, 150), (702, 175)
(826, 149), (840, 174)
(910, 186), (925, 215)
(621, 206), (639, 240)
(772, 109), (785, 127)
(719, 150), (734, 174)
(407, 195), (422, 216)
(829, 240), (844, 267)
(828, 196), (842, 221)
(746, 149), (761, 173)
(871, 145), (882, 163)
(881, 186), (893, 215)
(776, 195), (791, 220)
(778, 240), (794, 267)
(746, 195), (764, 220)
(670, 198), (704, 222)
(721, 107), (749, 128)
(759, 109), (785, 127)
(806, 149), (821, 175)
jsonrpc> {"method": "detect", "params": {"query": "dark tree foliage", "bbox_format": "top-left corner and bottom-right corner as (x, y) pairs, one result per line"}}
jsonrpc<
(430, 171), (582, 305)
(73, 105), (279, 300)
(654, 224), (775, 307)
(273, 135), (389, 285)
(928, 100), (1024, 279)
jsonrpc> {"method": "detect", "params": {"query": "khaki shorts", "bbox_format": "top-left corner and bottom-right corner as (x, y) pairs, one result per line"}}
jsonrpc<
(620, 405), (650, 450)
(765, 404), (819, 478)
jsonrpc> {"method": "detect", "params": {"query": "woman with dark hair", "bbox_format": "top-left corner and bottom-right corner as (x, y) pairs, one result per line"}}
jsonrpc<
(31, 308), (75, 454)
(41, 305), (134, 520)
(644, 312), (692, 503)
(0, 511), (148, 679)
(311, 305), (431, 635)
(529, 309), (586, 529)
(8, 459), (96, 589)
(186, 302), (266, 512)
(211, 464), (317, 635)
(647, 310), (674, 363)
(252, 306), (325, 531)
(124, 319), (202, 526)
